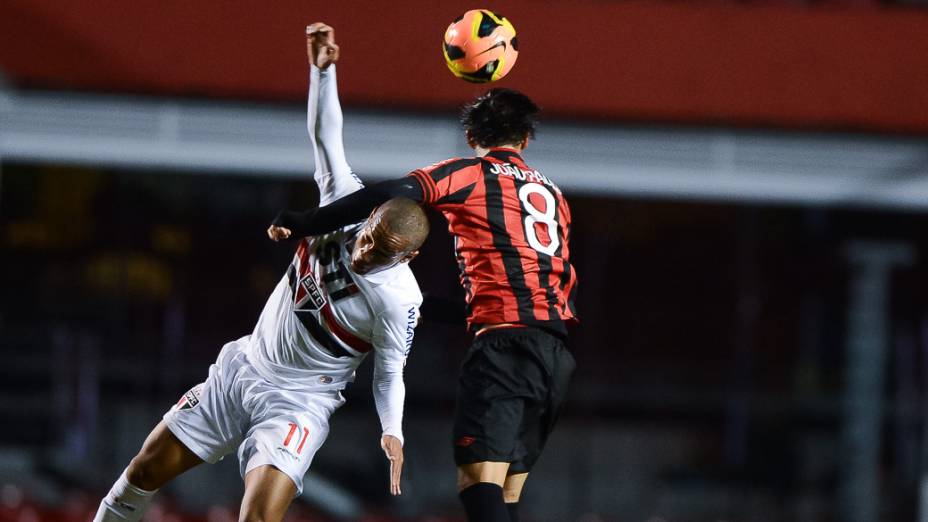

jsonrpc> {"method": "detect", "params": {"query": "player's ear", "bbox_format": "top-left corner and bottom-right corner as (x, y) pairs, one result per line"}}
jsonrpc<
(400, 250), (419, 264)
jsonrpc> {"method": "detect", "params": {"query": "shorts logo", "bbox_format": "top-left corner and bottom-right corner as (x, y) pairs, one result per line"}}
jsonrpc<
(176, 384), (203, 410)
(456, 436), (476, 447)
(318, 376), (333, 384)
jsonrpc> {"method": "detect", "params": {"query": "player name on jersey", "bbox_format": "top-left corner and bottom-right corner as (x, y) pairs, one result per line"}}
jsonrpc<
(487, 162), (560, 193)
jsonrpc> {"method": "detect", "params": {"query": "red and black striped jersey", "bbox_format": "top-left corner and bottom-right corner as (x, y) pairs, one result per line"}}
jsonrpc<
(408, 148), (578, 333)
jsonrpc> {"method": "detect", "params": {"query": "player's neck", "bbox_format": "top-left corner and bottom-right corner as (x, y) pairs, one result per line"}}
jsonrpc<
(474, 143), (524, 157)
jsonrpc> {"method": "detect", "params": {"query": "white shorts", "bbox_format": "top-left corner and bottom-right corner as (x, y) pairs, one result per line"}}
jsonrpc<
(163, 339), (345, 495)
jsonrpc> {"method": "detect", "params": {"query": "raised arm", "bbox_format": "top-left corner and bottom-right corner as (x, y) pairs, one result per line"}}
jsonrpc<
(271, 177), (423, 238)
(306, 23), (364, 206)
(269, 156), (480, 240)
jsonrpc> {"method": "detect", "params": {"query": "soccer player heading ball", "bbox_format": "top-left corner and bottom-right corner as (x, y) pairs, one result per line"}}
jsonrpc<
(94, 23), (427, 522)
(274, 31), (578, 522)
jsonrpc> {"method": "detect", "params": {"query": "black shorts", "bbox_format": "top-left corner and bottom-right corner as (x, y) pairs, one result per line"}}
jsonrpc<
(452, 327), (575, 473)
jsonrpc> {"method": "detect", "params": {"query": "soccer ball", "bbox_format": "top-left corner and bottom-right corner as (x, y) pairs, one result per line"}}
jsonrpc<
(442, 9), (519, 83)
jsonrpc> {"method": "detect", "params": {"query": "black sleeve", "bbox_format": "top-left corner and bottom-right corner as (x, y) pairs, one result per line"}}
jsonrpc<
(272, 177), (424, 237)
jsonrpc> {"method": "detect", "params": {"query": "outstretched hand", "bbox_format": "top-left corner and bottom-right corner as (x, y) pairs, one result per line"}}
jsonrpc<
(381, 434), (404, 495)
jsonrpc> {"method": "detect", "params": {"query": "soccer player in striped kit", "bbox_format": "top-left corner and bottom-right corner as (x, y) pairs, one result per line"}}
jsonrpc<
(273, 86), (578, 522)
(94, 24), (427, 522)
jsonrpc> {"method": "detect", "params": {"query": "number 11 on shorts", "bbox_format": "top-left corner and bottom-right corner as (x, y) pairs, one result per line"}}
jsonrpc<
(283, 422), (310, 455)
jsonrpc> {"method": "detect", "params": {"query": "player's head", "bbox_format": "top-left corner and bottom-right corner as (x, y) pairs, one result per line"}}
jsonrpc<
(461, 88), (540, 151)
(350, 198), (429, 275)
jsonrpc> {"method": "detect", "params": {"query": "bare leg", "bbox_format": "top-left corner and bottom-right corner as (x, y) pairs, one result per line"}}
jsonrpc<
(94, 421), (204, 521)
(239, 464), (298, 522)
(126, 421), (204, 489)
(503, 472), (529, 522)
(457, 461), (511, 522)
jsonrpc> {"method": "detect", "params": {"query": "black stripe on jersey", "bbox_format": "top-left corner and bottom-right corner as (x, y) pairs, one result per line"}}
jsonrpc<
(566, 276), (579, 316)
(485, 149), (521, 163)
(329, 285), (359, 301)
(558, 222), (576, 318)
(288, 264), (354, 358)
(410, 171), (435, 204)
(294, 311), (354, 358)
(438, 182), (477, 206)
(454, 237), (474, 318)
(534, 184), (562, 321)
(426, 158), (481, 184)
(287, 264), (297, 293)
(484, 166), (535, 324)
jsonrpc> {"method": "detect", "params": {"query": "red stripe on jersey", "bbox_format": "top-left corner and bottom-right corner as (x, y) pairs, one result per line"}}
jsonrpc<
(320, 302), (372, 354)
(409, 149), (578, 329)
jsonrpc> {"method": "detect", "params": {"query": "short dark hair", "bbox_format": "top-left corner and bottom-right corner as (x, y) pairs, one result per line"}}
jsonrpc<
(460, 88), (540, 148)
(377, 198), (429, 253)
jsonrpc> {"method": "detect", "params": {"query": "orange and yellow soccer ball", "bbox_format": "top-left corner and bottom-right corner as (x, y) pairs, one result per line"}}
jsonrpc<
(442, 9), (519, 83)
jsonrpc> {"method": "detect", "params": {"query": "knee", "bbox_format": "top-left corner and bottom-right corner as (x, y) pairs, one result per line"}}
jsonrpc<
(502, 484), (522, 503)
(126, 454), (162, 491)
(502, 473), (528, 503)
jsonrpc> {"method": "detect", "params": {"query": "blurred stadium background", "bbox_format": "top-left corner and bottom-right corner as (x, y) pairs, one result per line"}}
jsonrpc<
(2, 1), (928, 521)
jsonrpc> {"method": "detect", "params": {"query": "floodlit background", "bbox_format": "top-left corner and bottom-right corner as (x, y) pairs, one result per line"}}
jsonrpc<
(2, 1), (928, 521)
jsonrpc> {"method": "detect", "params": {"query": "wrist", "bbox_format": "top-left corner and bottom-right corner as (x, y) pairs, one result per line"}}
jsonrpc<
(382, 430), (404, 447)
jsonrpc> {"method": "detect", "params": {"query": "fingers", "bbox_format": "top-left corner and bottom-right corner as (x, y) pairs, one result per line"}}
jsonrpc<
(381, 436), (404, 495)
(306, 23), (334, 40)
(267, 226), (292, 241)
(386, 449), (403, 495)
(390, 455), (404, 495)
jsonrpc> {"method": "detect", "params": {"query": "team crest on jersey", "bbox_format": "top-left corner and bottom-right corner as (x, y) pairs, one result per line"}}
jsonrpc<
(176, 384), (203, 410)
(295, 275), (326, 311)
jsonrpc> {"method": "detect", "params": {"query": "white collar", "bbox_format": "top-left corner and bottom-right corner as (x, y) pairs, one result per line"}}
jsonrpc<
(357, 261), (407, 286)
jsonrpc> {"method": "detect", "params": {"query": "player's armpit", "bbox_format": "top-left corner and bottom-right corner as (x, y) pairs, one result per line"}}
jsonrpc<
(270, 178), (424, 237)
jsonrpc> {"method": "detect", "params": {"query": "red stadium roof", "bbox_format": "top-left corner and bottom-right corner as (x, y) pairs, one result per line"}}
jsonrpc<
(2, 0), (927, 134)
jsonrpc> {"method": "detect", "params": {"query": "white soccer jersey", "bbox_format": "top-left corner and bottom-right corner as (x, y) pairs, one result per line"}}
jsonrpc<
(243, 63), (422, 442)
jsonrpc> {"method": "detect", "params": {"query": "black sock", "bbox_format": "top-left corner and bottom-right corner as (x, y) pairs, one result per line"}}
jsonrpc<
(459, 482), (509, 522)
(506, 501), (519, 522)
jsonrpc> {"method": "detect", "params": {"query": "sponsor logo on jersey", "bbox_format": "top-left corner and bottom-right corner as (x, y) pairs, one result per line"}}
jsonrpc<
(404, 307), (417, 356)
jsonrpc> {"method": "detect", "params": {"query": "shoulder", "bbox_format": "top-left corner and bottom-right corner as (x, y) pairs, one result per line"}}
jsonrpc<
(413, 156), (483, 181)
(380, 265), (423, 308)
(363, 264), (423, 314)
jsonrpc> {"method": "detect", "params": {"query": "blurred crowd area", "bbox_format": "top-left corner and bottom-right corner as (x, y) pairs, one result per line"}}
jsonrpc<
(0, 483), (459, 522)
(3, 163), (928, 522)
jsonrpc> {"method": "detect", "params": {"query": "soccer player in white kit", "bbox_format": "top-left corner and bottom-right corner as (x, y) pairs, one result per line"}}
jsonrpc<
(93, 24), (428, 522)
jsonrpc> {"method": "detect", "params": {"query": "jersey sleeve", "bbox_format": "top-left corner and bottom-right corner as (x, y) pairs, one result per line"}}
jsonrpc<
(307, 64), (365, 206)
(407, 157), (483, 206)
(370, 302), (420, 446)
